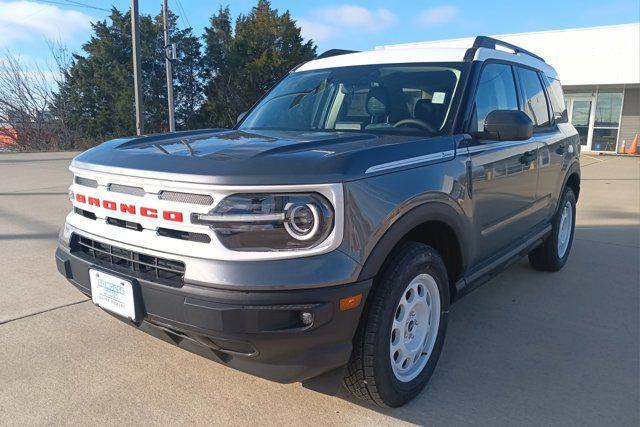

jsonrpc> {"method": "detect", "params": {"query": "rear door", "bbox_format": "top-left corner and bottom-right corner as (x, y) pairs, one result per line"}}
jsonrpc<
(466, 62), (540, 260)
(538, 74), (574, 218)
(515, 66), (566, 223)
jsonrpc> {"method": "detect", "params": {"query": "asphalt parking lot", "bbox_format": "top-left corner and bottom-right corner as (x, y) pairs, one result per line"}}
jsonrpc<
(1, 152), (638, 426)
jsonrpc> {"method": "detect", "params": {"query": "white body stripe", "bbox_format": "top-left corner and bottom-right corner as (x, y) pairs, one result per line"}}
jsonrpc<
(363, 140), (536, 174)
(466, 139), (534, 153)
(365, 150), (455, 174)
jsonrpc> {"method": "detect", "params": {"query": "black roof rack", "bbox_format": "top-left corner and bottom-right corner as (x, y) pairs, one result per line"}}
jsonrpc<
(470, 36), (545, 62)
(316, 49), (359, 59)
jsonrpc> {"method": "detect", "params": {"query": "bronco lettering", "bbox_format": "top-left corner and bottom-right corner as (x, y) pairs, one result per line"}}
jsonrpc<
(74, 193), (183, 222)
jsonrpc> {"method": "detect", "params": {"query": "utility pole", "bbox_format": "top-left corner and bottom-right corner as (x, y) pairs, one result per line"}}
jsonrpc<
(131, 0), (144, 135)
(162, 0), (176, 132)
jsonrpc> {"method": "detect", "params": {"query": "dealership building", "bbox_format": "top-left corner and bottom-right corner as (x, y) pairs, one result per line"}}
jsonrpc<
(379, 23), (640, 153)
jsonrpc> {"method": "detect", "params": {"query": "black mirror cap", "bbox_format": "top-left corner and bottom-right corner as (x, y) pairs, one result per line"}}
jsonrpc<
(236, 111), (247, 124)
(484, 110), (533, 141)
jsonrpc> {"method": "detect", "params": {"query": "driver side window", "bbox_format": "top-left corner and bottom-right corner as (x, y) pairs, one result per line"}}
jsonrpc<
(473, 63), (519, 132)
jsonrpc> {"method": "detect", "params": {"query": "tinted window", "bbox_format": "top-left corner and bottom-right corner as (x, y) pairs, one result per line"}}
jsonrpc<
(518, 67), (550, 127)
(542, 75), (567, 123)
(240, 63), (467, 136)
(473, 63), (518, 132)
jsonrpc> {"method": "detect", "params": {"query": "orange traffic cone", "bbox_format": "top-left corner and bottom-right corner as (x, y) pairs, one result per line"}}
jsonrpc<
(618, 140), (626, 154)
(628, 134), (638, 156)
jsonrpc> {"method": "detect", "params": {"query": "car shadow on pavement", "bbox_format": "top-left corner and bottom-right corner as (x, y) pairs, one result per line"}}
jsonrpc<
(0, 157), (74, 164)
(303, 224), (639, 425)
(0, 232), (60, 241)
(0, 192), (69, 197)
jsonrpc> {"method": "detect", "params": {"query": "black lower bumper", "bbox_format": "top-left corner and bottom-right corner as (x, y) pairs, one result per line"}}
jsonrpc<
(55, 246), (371, 383)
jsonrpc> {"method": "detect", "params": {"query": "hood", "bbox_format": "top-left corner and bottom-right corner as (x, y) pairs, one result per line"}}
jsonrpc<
(72, 128), (456, 185)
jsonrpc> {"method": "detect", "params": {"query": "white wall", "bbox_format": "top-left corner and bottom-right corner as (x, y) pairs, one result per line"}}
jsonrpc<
(378, 24), (640, 86)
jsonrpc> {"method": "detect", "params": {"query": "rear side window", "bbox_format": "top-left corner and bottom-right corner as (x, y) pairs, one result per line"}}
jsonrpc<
(517, 67), (551, 128)
(473, 63), (519, 132)
(542, 75), (567, 123)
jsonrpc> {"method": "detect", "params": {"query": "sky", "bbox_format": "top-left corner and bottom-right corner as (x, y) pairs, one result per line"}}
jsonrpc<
(1, 0), (639, 68)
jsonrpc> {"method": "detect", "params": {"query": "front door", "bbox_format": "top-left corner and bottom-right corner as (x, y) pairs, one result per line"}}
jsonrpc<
(467, 139), (540, 258)
(465, 62), (540, 263)
(567, 96), (595, 149)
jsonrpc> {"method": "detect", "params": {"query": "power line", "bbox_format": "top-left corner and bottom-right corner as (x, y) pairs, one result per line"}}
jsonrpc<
(31, 0), (109, 11)
(174, 0), (191, 29)
(61, 0), (110, 12)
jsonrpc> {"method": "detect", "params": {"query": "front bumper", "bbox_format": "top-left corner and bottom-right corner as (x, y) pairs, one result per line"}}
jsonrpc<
(55, 242), (371, 383)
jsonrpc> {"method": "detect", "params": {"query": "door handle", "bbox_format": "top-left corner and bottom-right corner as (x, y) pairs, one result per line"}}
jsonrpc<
(520, 150), (536, 165)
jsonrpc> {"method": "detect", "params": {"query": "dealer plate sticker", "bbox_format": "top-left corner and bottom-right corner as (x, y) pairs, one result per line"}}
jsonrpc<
(89, 269), (136, 321)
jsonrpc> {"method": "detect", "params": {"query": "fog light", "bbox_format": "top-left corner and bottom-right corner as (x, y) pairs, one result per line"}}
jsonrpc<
(299, 311), (313, 326)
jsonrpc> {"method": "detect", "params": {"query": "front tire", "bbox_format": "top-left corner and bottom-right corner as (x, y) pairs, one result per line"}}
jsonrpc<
(343, 242), (450, 407)
(529, 187), (576, 271)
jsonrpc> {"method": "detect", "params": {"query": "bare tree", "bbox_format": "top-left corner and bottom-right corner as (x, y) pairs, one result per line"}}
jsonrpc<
(47, 40), (79, 150)
(0, 50), (57, 151)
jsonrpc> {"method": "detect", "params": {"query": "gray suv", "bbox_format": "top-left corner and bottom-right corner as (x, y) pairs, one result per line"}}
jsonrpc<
(55, 36), (580, 407)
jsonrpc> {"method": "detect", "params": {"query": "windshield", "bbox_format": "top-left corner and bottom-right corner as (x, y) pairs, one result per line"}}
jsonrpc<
(239, 63), (468, 136)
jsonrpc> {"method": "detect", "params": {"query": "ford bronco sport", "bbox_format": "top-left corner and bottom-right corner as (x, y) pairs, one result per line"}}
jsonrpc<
(56, 36), (580, 407)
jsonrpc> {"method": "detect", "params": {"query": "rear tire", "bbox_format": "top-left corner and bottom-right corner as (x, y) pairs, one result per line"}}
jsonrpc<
(529, 187), (576, 271)
(343, 241), (450, 407)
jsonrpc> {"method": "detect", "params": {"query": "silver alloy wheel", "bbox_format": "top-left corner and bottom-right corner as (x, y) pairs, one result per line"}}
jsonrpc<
(390, 273), (441, 382)
(557, 200), (573, 258)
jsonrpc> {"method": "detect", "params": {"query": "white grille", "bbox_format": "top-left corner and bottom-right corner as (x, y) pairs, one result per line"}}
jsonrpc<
(75, 176), (98, 188)
(108, 183), (145, 197)
(159, 190), (213, 205)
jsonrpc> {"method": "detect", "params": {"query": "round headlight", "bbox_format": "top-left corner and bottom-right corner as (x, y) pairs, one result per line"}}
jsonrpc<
(284, 203), (320, 240)
(192, 192), (334, 252)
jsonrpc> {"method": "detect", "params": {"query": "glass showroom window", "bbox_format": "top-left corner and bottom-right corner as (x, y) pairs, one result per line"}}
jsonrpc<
(592, 90), (623, 152)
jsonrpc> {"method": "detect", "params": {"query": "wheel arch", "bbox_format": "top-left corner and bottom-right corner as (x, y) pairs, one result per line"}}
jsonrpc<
(564, 165), (581, 201)
(357, 201), (471, 302)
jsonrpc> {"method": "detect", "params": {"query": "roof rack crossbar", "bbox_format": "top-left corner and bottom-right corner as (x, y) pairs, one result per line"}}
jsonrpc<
(471, 36), (545, 62)
(316, 49), (360, 59)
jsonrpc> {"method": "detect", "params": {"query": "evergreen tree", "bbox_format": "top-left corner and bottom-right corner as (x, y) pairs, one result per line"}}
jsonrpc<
(200, 0), (316, 128)
(52, 7), (202, 144)
(50, 1), (314, 147)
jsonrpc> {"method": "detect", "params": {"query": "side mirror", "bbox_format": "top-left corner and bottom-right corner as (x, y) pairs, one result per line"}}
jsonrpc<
(484, 110), (533, 141)
(236, 111), (247, 124)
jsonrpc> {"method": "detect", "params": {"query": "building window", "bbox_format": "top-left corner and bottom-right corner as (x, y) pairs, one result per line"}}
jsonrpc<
(571, 100), (592, 146)
(592, 129), (619, 151)
(592, 90), (623, 151)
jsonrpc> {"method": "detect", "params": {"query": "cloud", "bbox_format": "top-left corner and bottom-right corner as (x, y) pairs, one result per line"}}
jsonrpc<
(297, 19), (334, 43)
(417, 5), (458, 25)
(297, 4), (397, 43)
(0, 1), (94, 47)
(317, 5), (397, 32)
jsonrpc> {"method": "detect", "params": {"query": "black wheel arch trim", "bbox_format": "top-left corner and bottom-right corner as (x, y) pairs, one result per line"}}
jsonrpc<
(561, 160), (581, 200)
(357, 199), (471, 282)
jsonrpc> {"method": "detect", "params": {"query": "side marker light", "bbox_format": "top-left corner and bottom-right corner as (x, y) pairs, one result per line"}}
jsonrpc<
(339, 294), (362, 311)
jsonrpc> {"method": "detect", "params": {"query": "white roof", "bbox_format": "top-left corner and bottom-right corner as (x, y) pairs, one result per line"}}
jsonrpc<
(296, 39), (557, 79)
(378, 23), (640, 86)
(296, 48), (468, 72)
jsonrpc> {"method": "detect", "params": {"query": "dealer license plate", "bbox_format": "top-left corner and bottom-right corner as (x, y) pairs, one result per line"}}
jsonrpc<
(89, 269), (136, 321)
